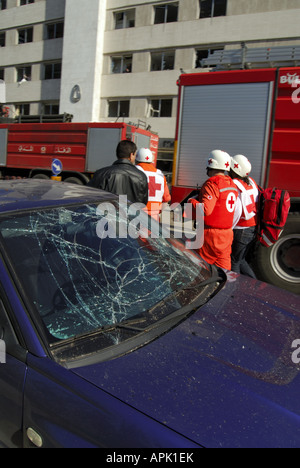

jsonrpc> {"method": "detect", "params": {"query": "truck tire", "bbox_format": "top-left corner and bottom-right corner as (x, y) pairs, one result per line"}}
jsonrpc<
(63, 176), (84, 185)
(32, 173), (49, 180)
(253, 214), (300, 294)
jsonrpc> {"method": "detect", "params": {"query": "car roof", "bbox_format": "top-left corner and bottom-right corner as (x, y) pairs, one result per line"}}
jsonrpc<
(0, 179), (116, 214)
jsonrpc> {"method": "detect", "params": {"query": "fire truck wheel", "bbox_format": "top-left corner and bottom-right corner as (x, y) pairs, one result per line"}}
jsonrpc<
(63, 177), (84, 185)
(253, 215), (300, 294)
(32, 174), (49, 180)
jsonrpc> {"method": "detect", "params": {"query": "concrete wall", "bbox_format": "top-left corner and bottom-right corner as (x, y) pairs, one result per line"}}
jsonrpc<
(100, 0), (300, 138)
(59, 0), (107, 121)
(0, 0), (65, 114)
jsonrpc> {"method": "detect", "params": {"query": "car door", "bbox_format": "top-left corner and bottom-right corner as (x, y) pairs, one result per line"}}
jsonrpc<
(0, 293), (27, 448)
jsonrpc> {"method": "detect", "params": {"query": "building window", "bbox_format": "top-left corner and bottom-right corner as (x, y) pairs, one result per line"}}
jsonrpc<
(111, 55), (132, 74)
(43, 103), (59, 115)
(154, 3), (178, 24)
(149, 99), (173, 117)
(15, 104), (30, 116)
(0, 1), (7, 11)
(44, 63), (62, 80)
(114, 9), (135, 29)
(151, 51), (175, 71)
(195, 47), (224, 67)
(199, 0), (227, 18)
(108, 100), (130, 118)
(0, 69), (4, 80)
(0, 32), (5, 47)
(17, 66), (31, 82)
(20, 0), (34, 5)
(18, 27), (33, 44)
(46, 22), (64, 40)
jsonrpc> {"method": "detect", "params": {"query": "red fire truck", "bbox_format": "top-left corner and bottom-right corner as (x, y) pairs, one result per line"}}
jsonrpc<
(172, 66), (300, 294)
(0, 121), (159, 184)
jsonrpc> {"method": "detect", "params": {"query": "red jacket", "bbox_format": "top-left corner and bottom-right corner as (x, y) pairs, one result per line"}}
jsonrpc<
(200, 175), (238, 229)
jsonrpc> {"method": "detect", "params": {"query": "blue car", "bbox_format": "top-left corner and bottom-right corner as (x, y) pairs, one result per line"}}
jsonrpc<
(0, 180), (300, 448)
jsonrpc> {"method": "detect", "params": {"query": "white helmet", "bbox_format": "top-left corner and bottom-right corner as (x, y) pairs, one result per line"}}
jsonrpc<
(207, 150), (231, 172)
(136, 148), (153, 163)
(231, 154), (252, 178)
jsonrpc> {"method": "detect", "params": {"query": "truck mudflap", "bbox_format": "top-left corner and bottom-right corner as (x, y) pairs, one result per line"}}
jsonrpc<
(251, 214), (300, 294)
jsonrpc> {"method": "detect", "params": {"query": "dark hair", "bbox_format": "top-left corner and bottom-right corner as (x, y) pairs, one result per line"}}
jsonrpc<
(116, 140), (137, 159)
(229, 169), (251, 186)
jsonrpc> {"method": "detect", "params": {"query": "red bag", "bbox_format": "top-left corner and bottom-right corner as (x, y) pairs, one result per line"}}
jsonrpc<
(257, 187), (291, 247)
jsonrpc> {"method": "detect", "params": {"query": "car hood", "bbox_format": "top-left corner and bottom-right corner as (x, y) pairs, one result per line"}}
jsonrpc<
(72, 274), (300, 448)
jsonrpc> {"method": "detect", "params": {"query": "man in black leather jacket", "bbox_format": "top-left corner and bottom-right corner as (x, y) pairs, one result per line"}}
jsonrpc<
(88, 140), (148, 204)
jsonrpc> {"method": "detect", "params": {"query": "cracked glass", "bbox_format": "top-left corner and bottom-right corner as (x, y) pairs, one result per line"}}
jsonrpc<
(0, 200), (211, 350)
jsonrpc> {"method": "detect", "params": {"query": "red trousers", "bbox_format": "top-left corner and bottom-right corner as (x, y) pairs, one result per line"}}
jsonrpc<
(198, 228), (233, 271)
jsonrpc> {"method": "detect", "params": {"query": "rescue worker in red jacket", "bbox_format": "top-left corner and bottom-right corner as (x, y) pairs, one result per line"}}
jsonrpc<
(189, 150), (238, 270)
(136, 148), (171, 220)
(230, 154), (259, 278)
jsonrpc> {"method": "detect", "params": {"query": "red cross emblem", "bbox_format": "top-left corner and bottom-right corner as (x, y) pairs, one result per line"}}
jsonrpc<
(225, 162), (230, 169)
(228, 196), (235, 209)
(208, 159), (213, 165)
(149, 176), (162, 198)
(234, 163), (239, 169)
(226, 193), (236, 213)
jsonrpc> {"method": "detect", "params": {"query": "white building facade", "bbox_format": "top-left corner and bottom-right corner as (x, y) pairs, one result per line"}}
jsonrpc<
(1, 0), (300, 165)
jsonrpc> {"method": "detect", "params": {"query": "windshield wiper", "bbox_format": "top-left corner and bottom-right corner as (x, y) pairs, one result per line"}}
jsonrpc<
(144, 272), (224, 314)
(53, 272), (225, 351)
(98, 273), (225, 335)
(111, 317), (147, 332)
(59, 273), (226, 368)
(154, 274), (224, 325)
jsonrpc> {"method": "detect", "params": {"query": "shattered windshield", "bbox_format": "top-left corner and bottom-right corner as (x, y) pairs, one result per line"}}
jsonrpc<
(0, 200), (211, 350)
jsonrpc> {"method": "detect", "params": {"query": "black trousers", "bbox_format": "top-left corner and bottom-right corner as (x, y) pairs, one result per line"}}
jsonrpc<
(231, 227), (257, 279)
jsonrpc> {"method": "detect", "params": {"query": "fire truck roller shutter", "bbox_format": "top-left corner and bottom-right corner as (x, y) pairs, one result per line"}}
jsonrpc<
(176, 82), (273, 189)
